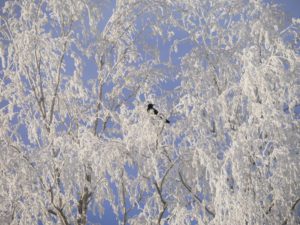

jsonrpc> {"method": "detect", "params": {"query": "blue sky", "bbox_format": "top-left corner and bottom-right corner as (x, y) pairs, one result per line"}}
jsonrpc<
(273, 0), (300, 18)
(0, 0), (299, 224)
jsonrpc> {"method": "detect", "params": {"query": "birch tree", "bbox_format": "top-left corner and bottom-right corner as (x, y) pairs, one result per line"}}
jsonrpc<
(0, 0), (299, 224)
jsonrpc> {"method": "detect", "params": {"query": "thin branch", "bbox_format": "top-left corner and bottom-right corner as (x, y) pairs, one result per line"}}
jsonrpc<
(48, 186), (69, 225)
(77, 187), (92, 225)
(93, 56), (104, 135)
(25, 66), (47, 121)
(153, 162), (176, 224)
(121, 173), (128, 225)
(49, 42), (67, 127)
(77, 166), (93, 225)
(291, 198), (300, 211)
(34, 45), (47, 119)
(178, 171), (215, 218)
(160, 163), (175, 191)
(154, 181), (167, 225)
(9, 144), (46, 190)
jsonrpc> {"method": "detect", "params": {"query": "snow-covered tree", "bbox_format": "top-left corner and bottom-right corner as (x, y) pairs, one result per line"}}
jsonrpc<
(0, 0), (299, 224)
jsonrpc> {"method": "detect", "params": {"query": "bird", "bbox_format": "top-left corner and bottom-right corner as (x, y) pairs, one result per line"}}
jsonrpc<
(147, 103), (170, 124)
(147, 103), (158, 114)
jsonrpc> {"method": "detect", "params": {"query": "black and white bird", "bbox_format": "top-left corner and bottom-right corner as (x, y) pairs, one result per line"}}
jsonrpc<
(147, 103), (170, 124)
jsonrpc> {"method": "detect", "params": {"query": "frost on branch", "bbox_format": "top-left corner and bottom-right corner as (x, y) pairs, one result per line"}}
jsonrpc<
(0, 0), (299, 224)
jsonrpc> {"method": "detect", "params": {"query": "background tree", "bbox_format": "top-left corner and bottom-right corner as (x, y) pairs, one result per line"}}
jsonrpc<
(0, 0), (299, 224)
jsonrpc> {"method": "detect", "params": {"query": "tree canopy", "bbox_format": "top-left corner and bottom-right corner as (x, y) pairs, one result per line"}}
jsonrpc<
(0, 0), (299, 224)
